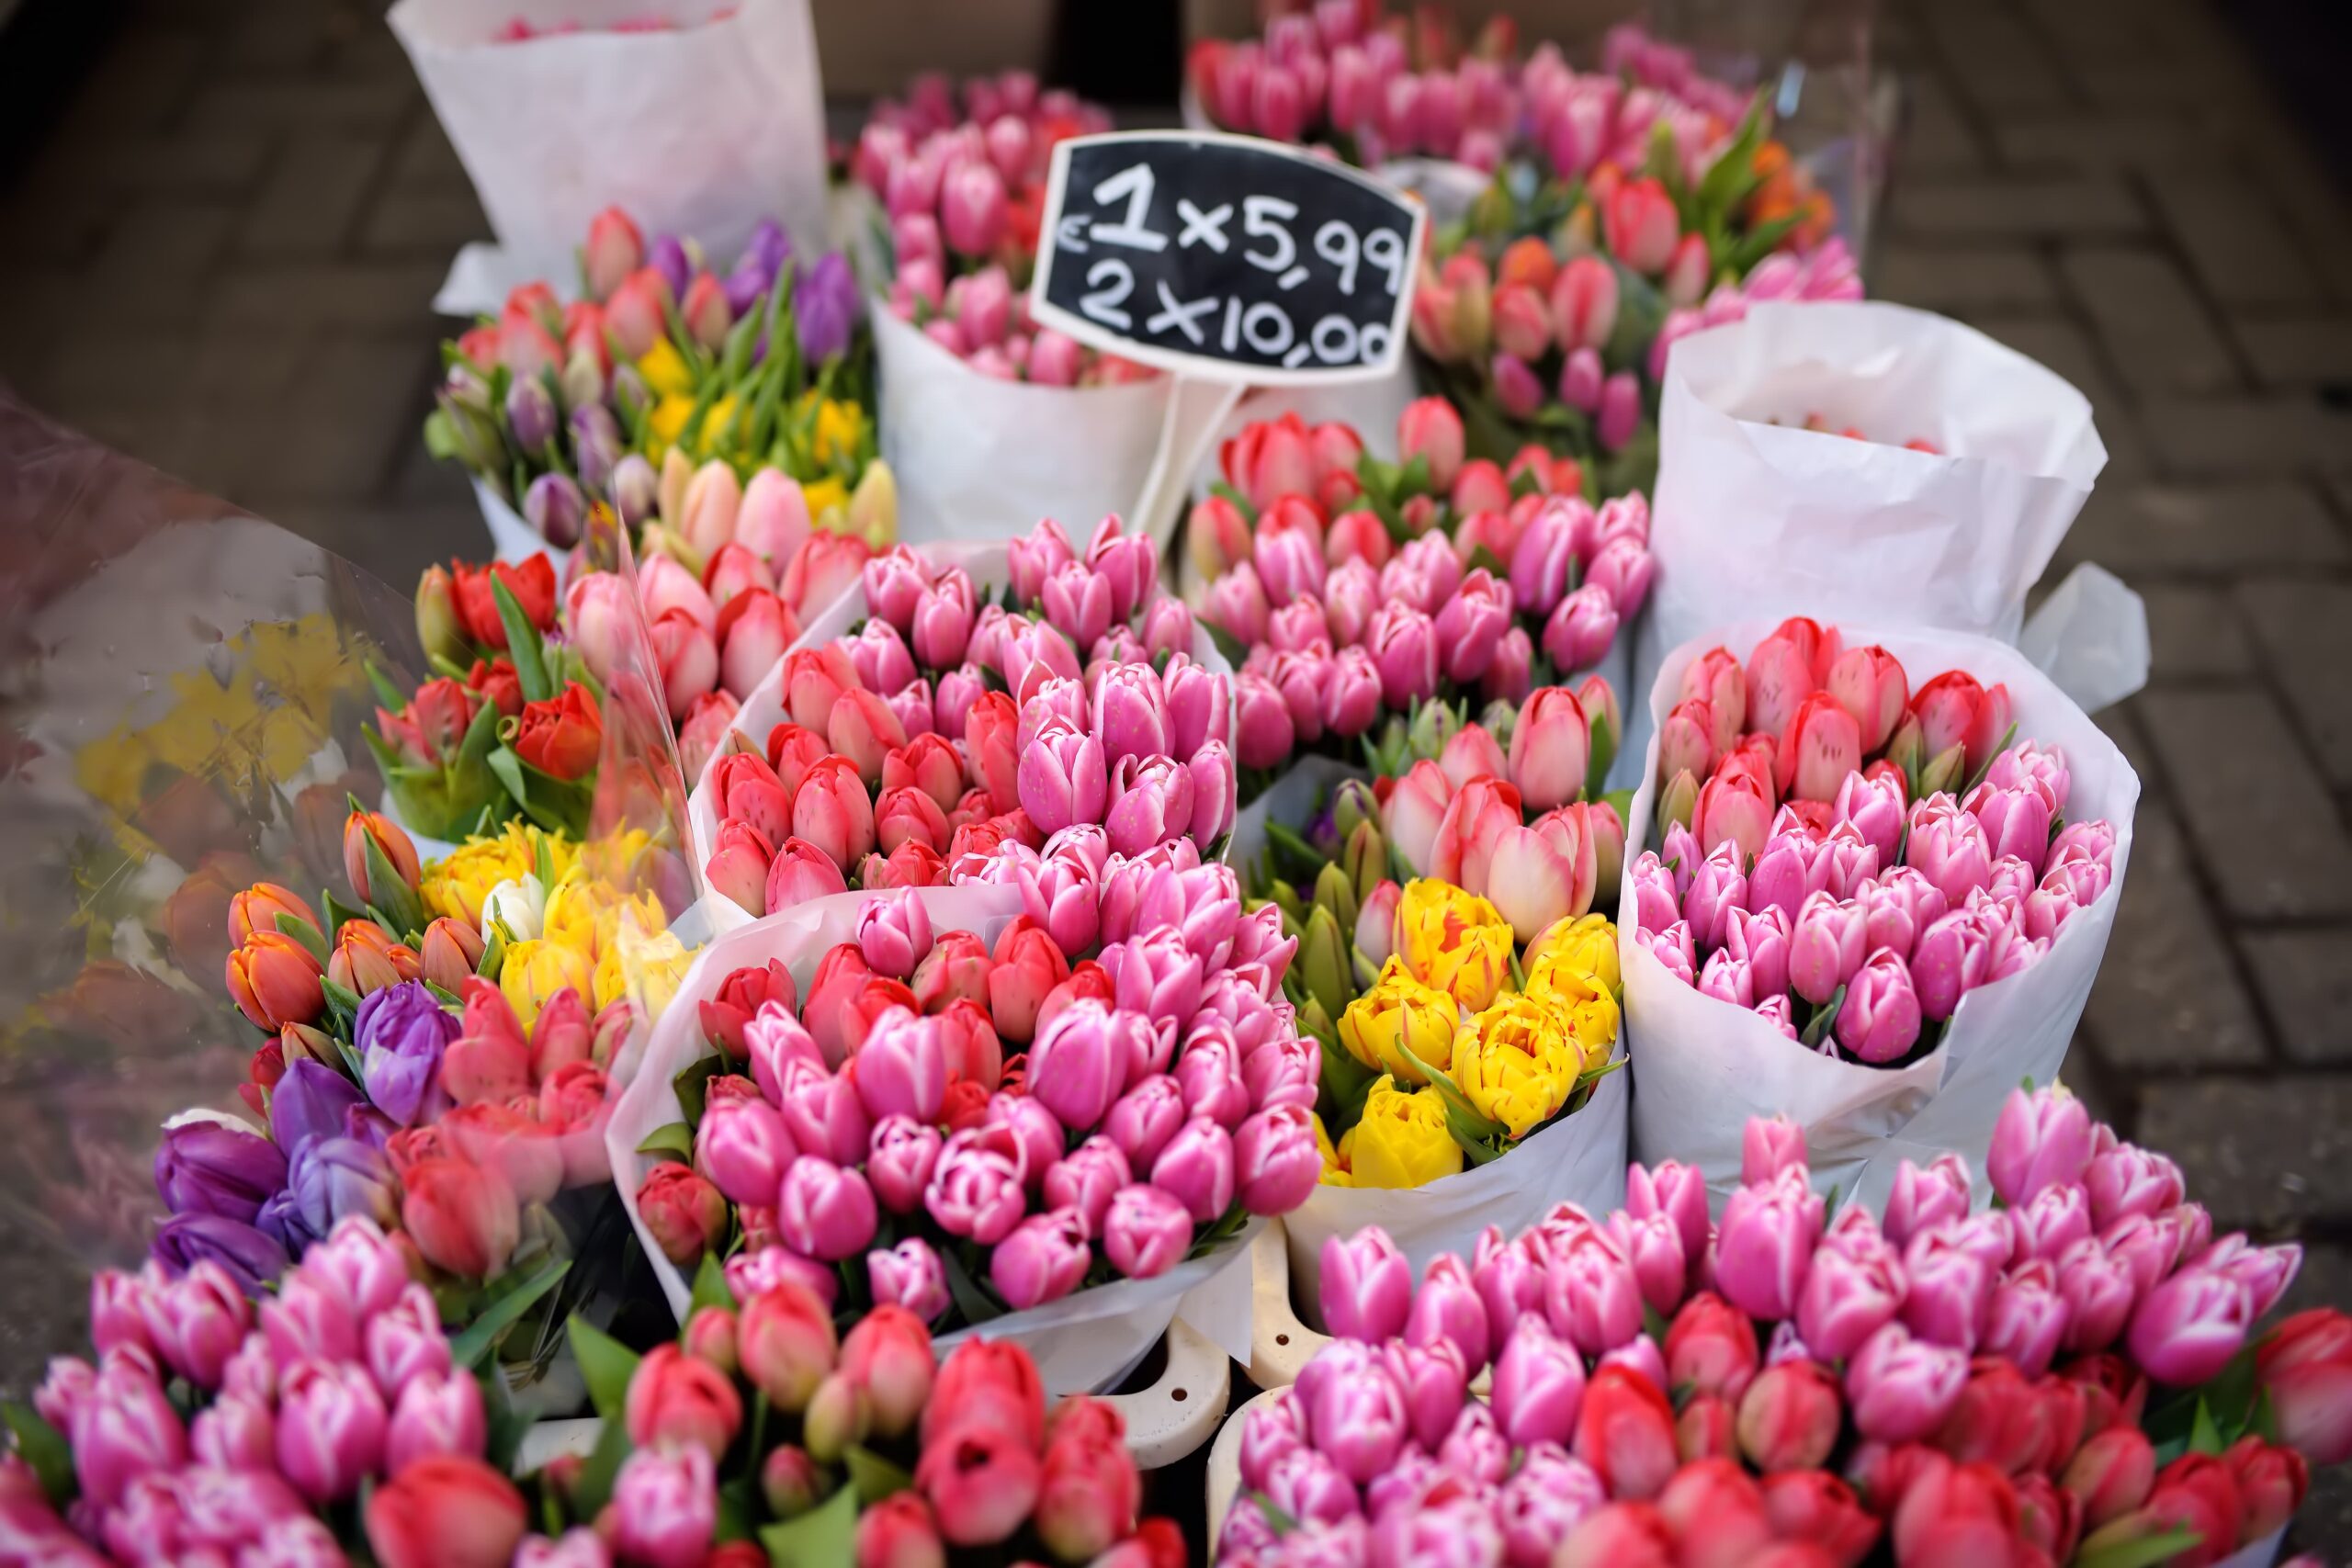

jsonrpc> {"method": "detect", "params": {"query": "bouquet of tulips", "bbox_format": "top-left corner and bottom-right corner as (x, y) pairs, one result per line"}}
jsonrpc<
(1281, 690), (1626, 1189)
(539, 1276), (1188, 1568)
(692, 516), (1238, 912)
(6, 1214), (553, 1568)
(1184, 0), (1524, 172)
(1219, 1096), (2346, 1568)
(1621, 617), (2137, 1207)
(1413, 115), (1859, 499)
(425, 204), (879, 547)
(619, 883), (1318, 1374)
(1194, 399), (1654, 799)
(199, 795), (698, 1348)
(1635, 617), (2122, 1067)
(851, 73), (1145, 388)
(373, 552), (612, 841)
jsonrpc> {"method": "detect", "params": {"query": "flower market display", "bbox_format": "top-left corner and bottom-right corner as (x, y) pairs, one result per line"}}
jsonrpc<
(10, 0), (2343, 1559)
(693, 515), (1237, 908)
(425, 204), (880, 553)
(1192, 398), (1652, 799)
(1219, 1097), (2345, 1568)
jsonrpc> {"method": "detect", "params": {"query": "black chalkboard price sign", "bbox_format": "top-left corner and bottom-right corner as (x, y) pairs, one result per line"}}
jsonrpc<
(1029, 130), (1425, 388)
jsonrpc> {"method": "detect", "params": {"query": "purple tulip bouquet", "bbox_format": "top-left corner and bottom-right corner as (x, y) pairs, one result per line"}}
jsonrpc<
(1218, 1095), (2344, 1568)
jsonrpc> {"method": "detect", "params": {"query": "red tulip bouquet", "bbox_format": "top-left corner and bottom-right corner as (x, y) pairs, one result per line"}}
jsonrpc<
(1192, 397), (1652, 802)
(370, 552), (611, 843)
(688, 516), (1238, 916)
(537, 1284), (1189, 1568)
(615, 880), (1318, 1391)
(1218, 1100), (2346, 1568)
(1619, 618), (2139, 1203)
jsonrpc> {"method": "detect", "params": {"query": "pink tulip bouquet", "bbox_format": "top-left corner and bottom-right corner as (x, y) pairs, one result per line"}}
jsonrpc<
(1632, 616), (2121, 1068)
(695, 516), (1238, 914)
(1219, 1098), (2348, 1568)
(852, 73), (1154, 388)
(627, 885), (1319, 1335)
(4, 1213), (551, 1568)
(1193, 398), (1653, 797)
(1183, 0), (1526, 170)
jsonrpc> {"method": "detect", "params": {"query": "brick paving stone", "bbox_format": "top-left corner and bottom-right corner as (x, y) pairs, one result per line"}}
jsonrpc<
(1898, 76), (1981, 172)
(1891, 177), (2146, 240)
(2062, 483), (2346, 572)
(241, 135), (389, 258)
(360, 190), (492, 257)
(2138, 397), (2352, 477)
(2059, 247), (2238, 394)
(86, 201), (238, 325)
(2149, 174), (2324, 308)
(1920, 6), (2067, 111)
(1993, 113), (2212, 170)
(2244, 932), (2352, 1066)
(2138, 687), (2352, 919)
(2084, 795), (2268, 1071)
(2233, 317), (2352, 387)
(2248, 138), (2352, 307)
(2233, 580), (2352, 784)
(240, 337), (436, 502)
(390, 114), (473, 194)
(51, 131), (276, 197)
(208, 262), (448, 331)
(2139, 582), (2253, 680)
(186, 79), (413, 137)
(2139, 1076), (2352, 1229)
(1873, 245), (2053, 311)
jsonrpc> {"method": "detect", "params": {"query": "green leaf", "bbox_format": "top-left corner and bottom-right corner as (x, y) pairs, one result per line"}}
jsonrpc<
(939, 1244), (1005, 1327)
(2188, 1396), (2223, 1456)
(638, 1122), (695, 1161)
(493, 575), (556, 705)
(2074, 1526), (2203, 1568)
(477, 1362), (531, 1475)
(1799, 986), (1847, 1050)
(448, 1256), (572, 1369)
(567, 1316), (643, 1423)
(674, 1054), (724, 1128)
(1250, 1489), (1300, 1537)
(1465, 543), (1510, 580)
(3, 1404), (74, 1506)
(365, 659), (410, 713)
(363, 830), (426, 939)
(842, 1444), (913, 1504)
(320, 975), (365, 1015)
(1201, 616), (1251, 670)
(1961, 720), (2022, 796)
(274, 910), (330, 965)
(571, 1416), (633, 1517)
(1397, 1034), (1512, 1151)
(1207, 479), (1258, 525)
(760, 1483), (859, 1568)
(690, 1252), (737, 1316)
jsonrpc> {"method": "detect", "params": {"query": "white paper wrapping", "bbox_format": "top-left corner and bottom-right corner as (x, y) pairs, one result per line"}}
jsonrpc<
(1229, 759), (1630, 1320)
(1636, 301), (2114, 756)
(603, 884), (1260, 1393)
(1618, 621), (2141, 1213)
(475, 479), (548, 566)
(390, 0), (830, 299)
(875, 309), (1175, 547)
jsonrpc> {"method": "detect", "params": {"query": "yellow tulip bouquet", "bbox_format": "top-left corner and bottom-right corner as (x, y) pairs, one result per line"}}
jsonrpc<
(1248, 694), (1627, 1191)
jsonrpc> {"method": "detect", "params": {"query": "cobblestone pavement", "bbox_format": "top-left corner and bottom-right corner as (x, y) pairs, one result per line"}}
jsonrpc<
(5, 0), (2352, 1544)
